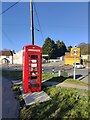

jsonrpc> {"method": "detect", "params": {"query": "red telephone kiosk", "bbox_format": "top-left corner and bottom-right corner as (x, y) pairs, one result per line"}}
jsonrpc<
(23, 45), (42, 93)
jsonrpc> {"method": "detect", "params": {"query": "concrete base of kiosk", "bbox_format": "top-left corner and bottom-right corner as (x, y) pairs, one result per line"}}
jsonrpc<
(20, 87), (51, 106)
(12, 80), (22, 85)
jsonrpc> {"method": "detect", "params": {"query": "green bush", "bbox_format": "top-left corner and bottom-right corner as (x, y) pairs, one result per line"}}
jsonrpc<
(20, 87), (89, 120)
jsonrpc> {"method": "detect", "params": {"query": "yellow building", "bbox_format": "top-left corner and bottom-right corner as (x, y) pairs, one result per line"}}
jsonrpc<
(64, 48), (81, 65)
(64, 55), (80, 65)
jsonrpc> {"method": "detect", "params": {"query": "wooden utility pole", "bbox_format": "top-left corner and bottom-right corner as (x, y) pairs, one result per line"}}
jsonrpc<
(30, 0), (34, 45)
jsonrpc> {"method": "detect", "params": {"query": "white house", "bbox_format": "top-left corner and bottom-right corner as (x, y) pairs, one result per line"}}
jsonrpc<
(13, 51), (48, 64)
(81, 55), (90, 61)
(13, 50), (23, 64)
(0, 50), (14, 64)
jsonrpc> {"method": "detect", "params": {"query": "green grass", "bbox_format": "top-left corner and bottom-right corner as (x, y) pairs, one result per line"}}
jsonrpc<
(1, 70), (88, 86)
(42, 72), (57, 81)
(1, 70), (22, 80)
(19, 87), (89, 120)
(42, 72), (67, 82)
(1, 70), (57, 81)
(0, 70), (2, 75)
(64, 78), (88, 86)
(6, 70), (89, 119)
(42, 72), (88, 86)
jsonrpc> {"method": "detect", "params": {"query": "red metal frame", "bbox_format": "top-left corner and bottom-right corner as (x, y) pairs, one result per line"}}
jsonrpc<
(23, 45), (42, 93)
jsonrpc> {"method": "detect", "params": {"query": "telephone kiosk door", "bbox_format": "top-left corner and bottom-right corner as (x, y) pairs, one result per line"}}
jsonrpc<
(23, 45), (42, 93)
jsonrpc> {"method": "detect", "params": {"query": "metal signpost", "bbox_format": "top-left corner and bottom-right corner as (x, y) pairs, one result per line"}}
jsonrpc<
(71, 47), (80, 80)
(73, 51), (77, 80)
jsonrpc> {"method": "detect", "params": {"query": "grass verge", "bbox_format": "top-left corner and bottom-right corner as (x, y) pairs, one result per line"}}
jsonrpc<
(1, 70), (22, 80)
(1, 70), (89, 86)
(13, 85), (89, 120)
(2, 70), (89, 119)
(64, 78), (89, 86)
(42, 72), (88, 86)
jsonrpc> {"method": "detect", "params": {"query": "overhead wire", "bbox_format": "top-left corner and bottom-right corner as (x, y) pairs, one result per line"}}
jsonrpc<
(2, 30), (15, 45)
(1, 1), (44, 47)
(0, 0), (21, 15)
(33, 3), (44, 41)
(1, 0), (22, 48)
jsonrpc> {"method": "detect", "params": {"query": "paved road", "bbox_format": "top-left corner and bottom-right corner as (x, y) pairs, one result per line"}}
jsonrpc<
(0, 76), (2, 120)
(42, 65), (89, 84)
(2, 76), (20, 119)
(0, 63), (89, 84)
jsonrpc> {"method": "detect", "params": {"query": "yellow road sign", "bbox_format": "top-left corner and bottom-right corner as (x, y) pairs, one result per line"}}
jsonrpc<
(71, 48), (80, 57)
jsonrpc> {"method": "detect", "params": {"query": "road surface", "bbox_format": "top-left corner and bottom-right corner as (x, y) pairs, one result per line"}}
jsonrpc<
(42, 65), (89, 84)
(0, 63), (89, 84)
(2, 76), (20, 119)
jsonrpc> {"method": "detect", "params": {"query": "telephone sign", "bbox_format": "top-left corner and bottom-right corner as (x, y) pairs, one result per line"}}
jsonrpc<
(71, 48), (80, 57)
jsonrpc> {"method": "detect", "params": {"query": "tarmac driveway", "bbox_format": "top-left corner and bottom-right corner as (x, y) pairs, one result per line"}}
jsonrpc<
(2, 76), (19, 119)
